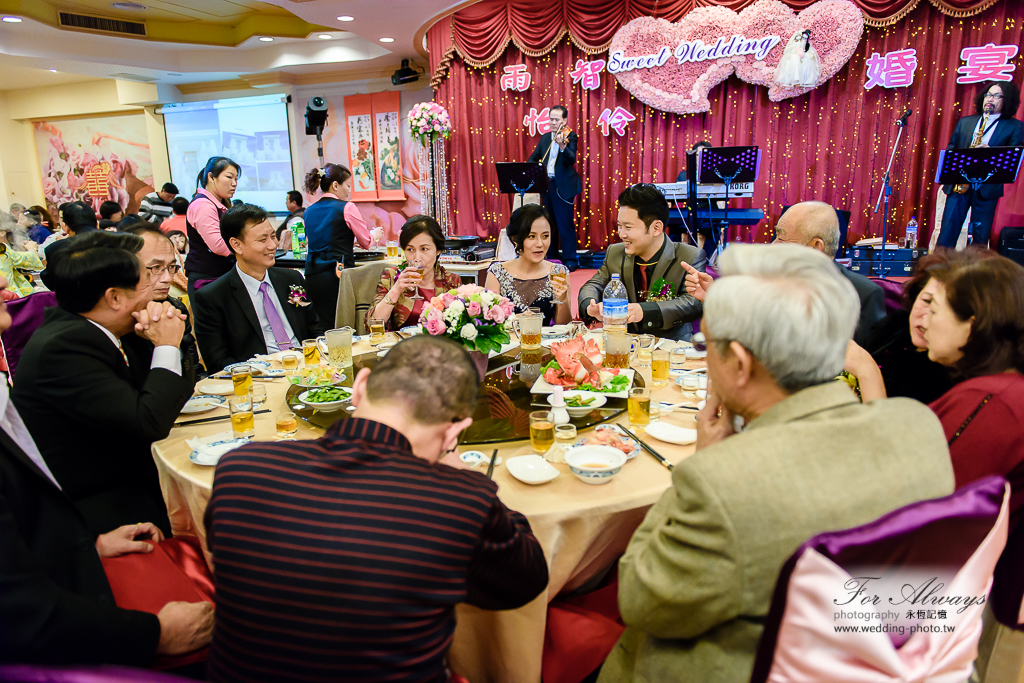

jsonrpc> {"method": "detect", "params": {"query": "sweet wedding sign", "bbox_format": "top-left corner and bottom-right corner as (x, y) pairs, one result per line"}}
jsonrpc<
(609, 0), (864, 114)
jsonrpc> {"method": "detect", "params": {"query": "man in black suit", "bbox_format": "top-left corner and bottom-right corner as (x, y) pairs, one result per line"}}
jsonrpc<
(0, 274), (212, 665)
(527, 105), (582, 270)
(192, 203), (325, 373)
(938, 81), (1024, 248)
(13, 232), (195, 537)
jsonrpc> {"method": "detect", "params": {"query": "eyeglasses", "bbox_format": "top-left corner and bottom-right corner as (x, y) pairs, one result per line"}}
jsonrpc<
(145, 263), (181, 277)
(984, 93), (1004, 100)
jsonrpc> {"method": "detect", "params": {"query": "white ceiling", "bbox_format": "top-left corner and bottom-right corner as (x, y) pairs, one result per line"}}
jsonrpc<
(0, 0), (467, 92)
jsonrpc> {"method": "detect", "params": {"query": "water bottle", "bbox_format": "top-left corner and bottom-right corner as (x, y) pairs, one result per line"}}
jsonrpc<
(291, 219), (306, 258)
(904, 216), (918, 249)
(602, 275), (629, 335)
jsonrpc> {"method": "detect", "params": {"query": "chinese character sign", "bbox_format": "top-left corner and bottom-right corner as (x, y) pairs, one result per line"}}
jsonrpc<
(597, 107), (636, 137)
(523, 107), (551, 136)
(83, 161), (112, 199)
(500, 64), (532, 92)
(570, 59), (607, 91)
(864, 49), (918, 89)
(957, 44), (1018, 84)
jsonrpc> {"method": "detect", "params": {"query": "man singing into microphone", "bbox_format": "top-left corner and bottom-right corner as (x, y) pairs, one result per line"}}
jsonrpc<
(937, 81), (1023, 249)
(528, 105), (582, 271)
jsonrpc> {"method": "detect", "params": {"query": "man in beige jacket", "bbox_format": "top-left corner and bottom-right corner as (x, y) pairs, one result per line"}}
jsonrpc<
(599, 244), (955, 683)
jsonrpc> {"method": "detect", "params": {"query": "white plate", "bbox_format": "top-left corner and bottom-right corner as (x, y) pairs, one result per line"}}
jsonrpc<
(181, 395), (226, 414)
(531, 369), (635, 399)
(574, 424), (641, 460)
(685, 349), (708, 359)
(196, 380), (234, 396)
(223, 360), (272, 373)
(643, 422), (697, 446)
(188, 433), (249, 466)
(505, 455), (560, 485)
(298, 388), (352, 411)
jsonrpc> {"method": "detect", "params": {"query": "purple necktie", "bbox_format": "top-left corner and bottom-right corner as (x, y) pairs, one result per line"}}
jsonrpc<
(259, 281), (293, 351)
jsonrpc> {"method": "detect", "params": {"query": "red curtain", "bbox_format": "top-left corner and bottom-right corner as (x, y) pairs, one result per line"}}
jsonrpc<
(431, 0), (1024, 249)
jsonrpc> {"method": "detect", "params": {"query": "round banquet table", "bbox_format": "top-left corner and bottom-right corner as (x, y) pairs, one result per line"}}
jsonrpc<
(151, 332), (706, 683)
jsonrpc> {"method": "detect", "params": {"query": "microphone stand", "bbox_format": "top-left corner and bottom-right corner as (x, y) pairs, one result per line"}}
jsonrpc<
(872, 115), (909, 280)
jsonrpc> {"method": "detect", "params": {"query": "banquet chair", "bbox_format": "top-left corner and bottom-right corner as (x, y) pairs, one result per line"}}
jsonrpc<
(335, 261), (389, 333)
(750, 475), (1010, 683)
(869, 277), (905, 315)
(0, 290), (57, 378)
(0, 665), (193, 682)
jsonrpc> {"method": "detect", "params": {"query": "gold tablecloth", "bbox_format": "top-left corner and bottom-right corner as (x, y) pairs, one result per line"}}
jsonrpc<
(151, 335), (704, 683)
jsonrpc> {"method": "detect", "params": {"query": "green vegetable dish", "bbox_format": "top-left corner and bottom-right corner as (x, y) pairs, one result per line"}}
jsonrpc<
(564, 395), (596, 407)
(576, 374), (631, 394)
(305, 387), (352, 403)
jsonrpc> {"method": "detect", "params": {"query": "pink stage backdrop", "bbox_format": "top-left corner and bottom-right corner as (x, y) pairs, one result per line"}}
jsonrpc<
(429, 0), (1024, 249)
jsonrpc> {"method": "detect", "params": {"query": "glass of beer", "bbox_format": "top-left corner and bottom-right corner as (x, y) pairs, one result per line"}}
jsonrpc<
(387, 240), (399, 258)
(317, 327), (354, 369)
(302, 339), (320, 366)
(530, 410), (555, 454)
(231, 364), (253, 397)
(281, 353), (300, 372)
(248, 383), (267, 409)
(229, 395), (255, 439)
(515, 309), (543, 349)
(549, 268), (569, 304)
(604, 332), (634, 369)
(276, 411), (298, 439)
(628, 387), (651, 429)
(406, 262), (425, 301)
(652, 348), (670, 386)
(368, 318), (386, 346)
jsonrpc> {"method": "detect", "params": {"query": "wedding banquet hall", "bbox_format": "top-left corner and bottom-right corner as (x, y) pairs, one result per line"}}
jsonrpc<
(1, 0), (1024, 682)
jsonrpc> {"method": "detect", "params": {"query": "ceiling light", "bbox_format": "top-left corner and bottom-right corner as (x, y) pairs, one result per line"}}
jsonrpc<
(2, 16), (23, 23)
(111, 2), (147, 9)
(337, 16), (354, 22)
(379, 37), (394, 43)
(49, 69), (57, 73)
(318, 34), (332, 40)
(259, 37), (274, 42)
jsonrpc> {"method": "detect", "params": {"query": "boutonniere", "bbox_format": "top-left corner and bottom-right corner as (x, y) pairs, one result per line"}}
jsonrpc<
(287, 284), (311, 307)
(647, 277), (676, 302)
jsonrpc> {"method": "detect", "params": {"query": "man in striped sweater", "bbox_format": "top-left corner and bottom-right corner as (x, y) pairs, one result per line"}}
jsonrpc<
(139, 182), (178, 224)
(205, 335), (549, 682)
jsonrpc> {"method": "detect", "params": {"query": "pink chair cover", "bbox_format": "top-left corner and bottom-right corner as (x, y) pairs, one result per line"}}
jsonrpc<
(0, 291), (57, 378)
(751, 476), (1010, 683)
(869, 277), (905, 315)
(0, 665), (192, 682)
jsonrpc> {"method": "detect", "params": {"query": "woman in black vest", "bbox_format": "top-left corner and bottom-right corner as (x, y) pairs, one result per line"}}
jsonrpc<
(184, 156), (239, 295)
(302, 164), (376, 327)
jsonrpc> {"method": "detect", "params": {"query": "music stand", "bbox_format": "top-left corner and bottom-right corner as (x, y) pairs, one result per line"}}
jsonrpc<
(935, 146), (1024, 191)
(496, 162), (549, 206)
(696, 146), (761, 248)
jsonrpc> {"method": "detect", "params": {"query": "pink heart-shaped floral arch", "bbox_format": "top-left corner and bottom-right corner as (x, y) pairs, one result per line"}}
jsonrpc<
(610, 0), (864, 114)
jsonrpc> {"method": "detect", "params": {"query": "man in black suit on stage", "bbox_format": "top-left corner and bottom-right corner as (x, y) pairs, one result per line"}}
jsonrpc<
(13, 231), (195, 537)
(527, 105), (582, 271)
(192, 203), (325, 373)
(938, 81), (1024, 248)
(0, 274), (213, 664)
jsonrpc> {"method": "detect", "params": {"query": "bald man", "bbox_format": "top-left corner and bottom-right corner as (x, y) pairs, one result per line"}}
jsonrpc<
(773, 202), (885, 345)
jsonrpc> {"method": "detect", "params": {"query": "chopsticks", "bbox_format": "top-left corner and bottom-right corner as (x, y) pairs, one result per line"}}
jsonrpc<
(618, 425), (674, 471)
(485, 449), (498, 479)
(394, 330), (407, 340)
(175, 409), (271, 427)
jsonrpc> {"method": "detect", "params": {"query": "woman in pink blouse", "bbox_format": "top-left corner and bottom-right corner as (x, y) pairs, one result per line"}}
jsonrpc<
(184, 156), (239, 294)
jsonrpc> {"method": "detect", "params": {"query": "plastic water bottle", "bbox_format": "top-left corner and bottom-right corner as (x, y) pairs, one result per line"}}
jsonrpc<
(291, 219), (306, 258)
(904, 216), (918, 249)
(602, 275), (629, 335)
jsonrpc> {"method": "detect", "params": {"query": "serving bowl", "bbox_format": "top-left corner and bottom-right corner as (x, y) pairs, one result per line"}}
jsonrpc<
(564, 445), (627, 485)
(547, 391), (607, 418)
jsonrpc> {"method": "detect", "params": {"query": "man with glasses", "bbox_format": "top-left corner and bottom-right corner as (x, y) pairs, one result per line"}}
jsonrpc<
(938, 81), (1024, 248)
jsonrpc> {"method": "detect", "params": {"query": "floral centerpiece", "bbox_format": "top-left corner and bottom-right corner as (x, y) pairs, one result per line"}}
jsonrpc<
(408, 102), (452, 145)
(421, 284), (514, 355)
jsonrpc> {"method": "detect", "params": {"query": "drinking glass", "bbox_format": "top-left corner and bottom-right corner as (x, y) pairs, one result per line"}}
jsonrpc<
(529, 410), (555, 454)
(549, 424), (577, 464)
(670, 347), (688, 371)
(603, 332), (636, 369)
(387, 240), (399, 258)
(276, 411), (298, 439)
(302, 339), (320, 366)
(635, 334), (656, 364)
(368, 318), (386, 346)
(281, 353), (300, 372)
(407, 261), (425, 301)
(681, 375), (699, 392)
(231, 364), (253, 397)
(628, 387), (651, 429)
(229, 396), (255, 439)
(248, 383), (267, 409)
(317, 327), (354, 369)
(652, 349), (670, 386)
(549, 269), (569, 304)
(514, 309), (543, 349)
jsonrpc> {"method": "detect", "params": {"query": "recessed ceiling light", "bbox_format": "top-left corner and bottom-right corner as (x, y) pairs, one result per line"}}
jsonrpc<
(49, 69), (57, 73)
(317, 34), (332, 40)
(111, 2), (147, 9)
(259, 37), (274, 42)
(379, 37), (394, 43)
(337, 15), (354, 22)
(2, 16), (23, 23)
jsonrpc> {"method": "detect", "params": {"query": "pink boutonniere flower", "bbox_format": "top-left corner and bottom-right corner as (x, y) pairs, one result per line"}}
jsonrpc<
(288, 284), (312, 307)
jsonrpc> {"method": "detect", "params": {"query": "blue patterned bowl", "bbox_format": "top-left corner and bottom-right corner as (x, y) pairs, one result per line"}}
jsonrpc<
(564, 445), (627, 485)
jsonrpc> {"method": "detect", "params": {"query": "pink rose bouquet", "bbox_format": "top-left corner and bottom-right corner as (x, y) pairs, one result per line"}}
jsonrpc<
(408, 102), (452, 146)
(420, 283), (513, 354)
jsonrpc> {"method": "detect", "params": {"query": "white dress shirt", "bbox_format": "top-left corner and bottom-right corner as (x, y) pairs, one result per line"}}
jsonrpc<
(86, 319), (182, 376)
(0, 380), (60, 488)
(235, 265), (299, 352)
(975, 113), (1001, 146)
(547, 138), (559, 178)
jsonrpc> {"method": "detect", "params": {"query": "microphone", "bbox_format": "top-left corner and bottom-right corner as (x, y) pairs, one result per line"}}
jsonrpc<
(896, 109), (912, 127)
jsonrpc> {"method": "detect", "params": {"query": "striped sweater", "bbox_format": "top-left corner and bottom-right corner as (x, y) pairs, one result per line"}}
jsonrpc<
(205, 417), (548, 682)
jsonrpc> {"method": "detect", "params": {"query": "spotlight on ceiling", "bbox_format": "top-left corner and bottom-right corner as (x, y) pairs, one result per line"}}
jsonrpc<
(391, 59), (420, 86)
(337, 15), (354, 22)
(379, 37), (394, 43)
(259, 36), (274, 42)
(318, 34), (332, 40)
(2, 16), (23, 23)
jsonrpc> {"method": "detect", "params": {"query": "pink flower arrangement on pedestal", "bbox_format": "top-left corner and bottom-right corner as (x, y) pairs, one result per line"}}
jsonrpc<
(421, 284), (514, 354)
(408, 102), (452, 145)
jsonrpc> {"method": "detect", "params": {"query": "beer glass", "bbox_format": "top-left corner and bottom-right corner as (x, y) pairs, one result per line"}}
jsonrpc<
(549, 268), (569, 304)
(317, 327), (354, 369)
(248, 383), (267, 409)
(302, 339), (320, 366)
(529, 410), (555, 454)
(628, 387), (651, 429)
(229, 396), (255, 438)
(281, 353), (300, 372)
(276, 411), (298, 439)
(514, 309), (543, 349)
(231, 364), (253, 397)
(652, 348), (670, 386)
(368, 318), (386, 346)
(603, 332), (636, 369)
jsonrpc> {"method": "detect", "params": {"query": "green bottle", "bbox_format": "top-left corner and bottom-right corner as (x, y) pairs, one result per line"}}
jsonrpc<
(291, 219), (306, 259)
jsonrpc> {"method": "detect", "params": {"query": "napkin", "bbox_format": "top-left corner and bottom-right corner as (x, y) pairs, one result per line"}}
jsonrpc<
(186, 432), (248, 466)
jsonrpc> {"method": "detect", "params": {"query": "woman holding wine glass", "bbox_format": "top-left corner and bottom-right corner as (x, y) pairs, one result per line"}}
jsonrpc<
(367, 215), (462, 331)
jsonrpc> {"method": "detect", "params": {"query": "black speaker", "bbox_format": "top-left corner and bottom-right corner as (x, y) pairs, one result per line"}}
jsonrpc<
(305, 96), (328, 136)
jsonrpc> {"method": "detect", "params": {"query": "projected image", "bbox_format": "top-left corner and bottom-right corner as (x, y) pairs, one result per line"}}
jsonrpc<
(164, 96), (293, 212)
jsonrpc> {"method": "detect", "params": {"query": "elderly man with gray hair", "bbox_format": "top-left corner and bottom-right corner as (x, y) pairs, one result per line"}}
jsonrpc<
(600, 244), (954, 683)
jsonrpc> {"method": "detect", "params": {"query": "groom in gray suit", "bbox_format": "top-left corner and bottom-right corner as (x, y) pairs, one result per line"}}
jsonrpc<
(578, 184), (706, 340)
